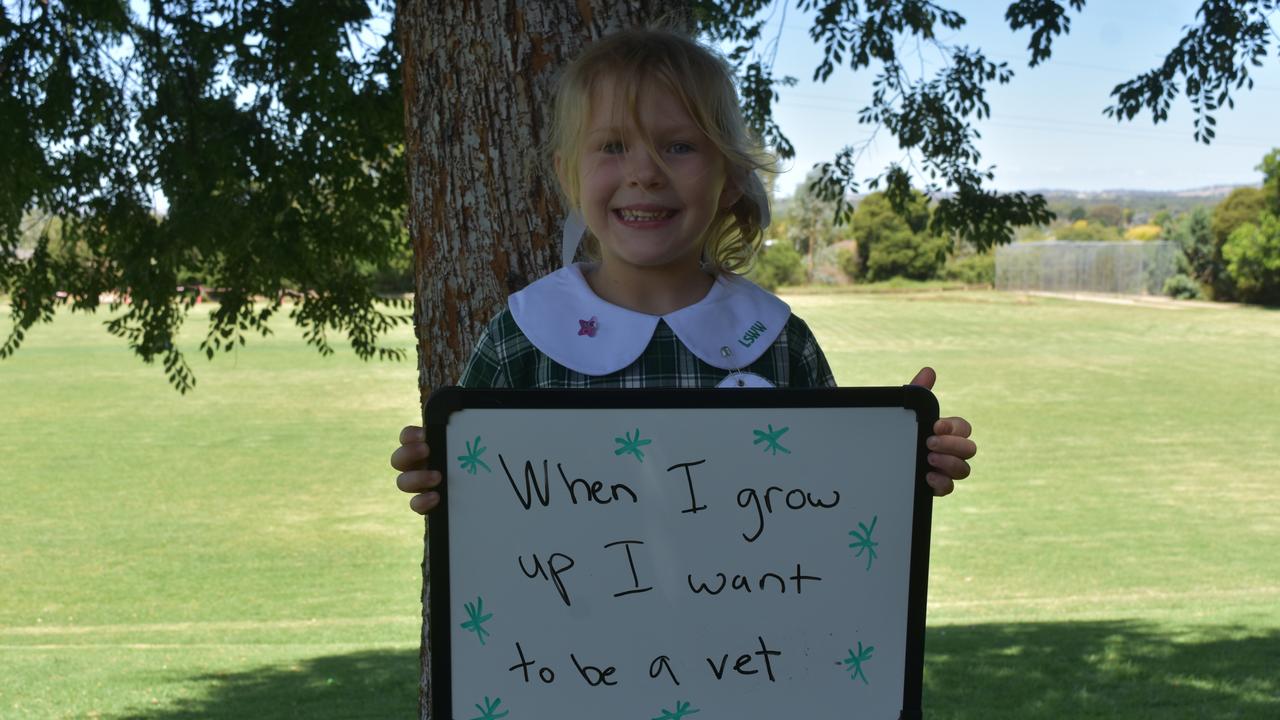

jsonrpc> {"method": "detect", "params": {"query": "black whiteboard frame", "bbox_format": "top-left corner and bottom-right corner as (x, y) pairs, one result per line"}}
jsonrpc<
(423, 386), (938, 720)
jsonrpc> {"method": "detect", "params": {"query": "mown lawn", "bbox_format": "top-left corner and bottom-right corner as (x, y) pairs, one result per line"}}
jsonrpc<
(1, 291), (1276, 718)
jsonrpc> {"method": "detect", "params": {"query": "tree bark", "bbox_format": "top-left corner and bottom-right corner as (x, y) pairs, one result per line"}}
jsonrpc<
(398, 1), (687, 716)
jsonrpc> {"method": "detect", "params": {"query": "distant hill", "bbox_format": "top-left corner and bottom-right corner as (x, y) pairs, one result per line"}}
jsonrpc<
(801, 184), (1256, 207)
(1032, 185), (1254, 202)
(1028, 185), (1250, 199)
(1028, 186), (1259, 225)
(1170, 185), (1255, 198)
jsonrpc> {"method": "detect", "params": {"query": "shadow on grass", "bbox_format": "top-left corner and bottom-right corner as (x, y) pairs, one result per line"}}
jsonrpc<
(114, 622), (1278, 719)
(925, 620), (1279, 719)
(115, 649), (418, 720)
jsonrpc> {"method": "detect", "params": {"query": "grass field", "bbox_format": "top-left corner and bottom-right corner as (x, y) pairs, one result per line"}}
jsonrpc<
(2, 290), (1277, 718)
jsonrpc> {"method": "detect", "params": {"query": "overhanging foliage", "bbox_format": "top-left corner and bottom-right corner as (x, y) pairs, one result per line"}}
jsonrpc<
(1, 0), (406, 391)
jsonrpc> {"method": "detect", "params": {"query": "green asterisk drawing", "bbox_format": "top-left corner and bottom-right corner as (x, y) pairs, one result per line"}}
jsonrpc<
(841, 641), (875, 684)
(848, 515), (879, 571)
(458, 436), (491, 475)
(752, 424), (791, 455)
(614, 428), (652, 462)
(470, 695), (508, 720)
(461, 596), (493, 646)
(653, 700), (700, 720)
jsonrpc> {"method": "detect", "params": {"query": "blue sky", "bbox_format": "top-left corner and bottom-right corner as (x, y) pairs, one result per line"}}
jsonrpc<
(754, 0), (1279, 196)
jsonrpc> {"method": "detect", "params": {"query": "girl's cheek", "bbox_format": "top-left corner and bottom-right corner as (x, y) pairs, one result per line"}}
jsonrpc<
(578, 163), (602, 184)
(580, 156), (610, 175)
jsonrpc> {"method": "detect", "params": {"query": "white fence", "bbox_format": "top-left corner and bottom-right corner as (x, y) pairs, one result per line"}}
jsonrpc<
(995, 240), (1179, 295)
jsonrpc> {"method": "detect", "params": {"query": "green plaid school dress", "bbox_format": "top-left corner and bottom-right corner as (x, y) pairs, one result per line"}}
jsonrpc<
(457, 309), (836, 389)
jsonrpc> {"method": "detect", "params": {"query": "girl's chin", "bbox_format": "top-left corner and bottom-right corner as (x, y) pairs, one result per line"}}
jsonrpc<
(599, 248), (705, 273)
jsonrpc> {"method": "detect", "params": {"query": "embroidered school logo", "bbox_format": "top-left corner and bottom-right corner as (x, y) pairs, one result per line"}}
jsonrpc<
(737, 320), (767, 347)
(578, 316), (598, 337)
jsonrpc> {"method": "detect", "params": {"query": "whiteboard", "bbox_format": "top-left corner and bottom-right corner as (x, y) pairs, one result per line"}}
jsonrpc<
(424, 387), (936, 720)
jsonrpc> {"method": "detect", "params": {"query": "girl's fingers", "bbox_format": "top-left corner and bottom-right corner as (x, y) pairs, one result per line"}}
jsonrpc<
(399, 425), (426, 444)
(909, 367), (936, 390)
(397, 469), (441, 494)
(409, 491), (440, 515)
(926, 434), (977, 460)
(927, 453), (971, 480)
(934, 416), (972, 438)
(926, 472), (954, 496)
(391, 441), (430, 471)
(396, 426), (438, 515)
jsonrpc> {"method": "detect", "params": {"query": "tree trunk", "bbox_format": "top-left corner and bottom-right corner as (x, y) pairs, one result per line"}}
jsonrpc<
(398, 1), (687, 716)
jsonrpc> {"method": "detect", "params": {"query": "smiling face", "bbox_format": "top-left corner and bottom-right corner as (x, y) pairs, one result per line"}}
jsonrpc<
(566, 77), (741, 278)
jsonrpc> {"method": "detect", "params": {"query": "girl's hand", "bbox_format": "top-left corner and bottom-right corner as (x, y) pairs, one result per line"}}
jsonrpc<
(392, 425), (443, 514)
(909, 367), (977, 497)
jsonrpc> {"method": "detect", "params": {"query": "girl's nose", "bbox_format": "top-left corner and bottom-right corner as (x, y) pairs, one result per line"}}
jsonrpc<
(624, 149), (665, 188)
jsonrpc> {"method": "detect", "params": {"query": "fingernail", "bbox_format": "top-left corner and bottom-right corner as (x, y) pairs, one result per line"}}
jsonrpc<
(926, 437), (939, 449)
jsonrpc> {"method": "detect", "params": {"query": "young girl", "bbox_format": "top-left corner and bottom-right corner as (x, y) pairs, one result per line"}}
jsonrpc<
(394, 28), (975, 512)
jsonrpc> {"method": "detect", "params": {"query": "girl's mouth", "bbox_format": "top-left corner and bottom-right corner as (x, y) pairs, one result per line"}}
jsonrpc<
(614, 208), (677, 226)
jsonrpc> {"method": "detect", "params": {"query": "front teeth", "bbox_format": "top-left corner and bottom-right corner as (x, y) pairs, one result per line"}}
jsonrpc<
(618, 209), (673, 221)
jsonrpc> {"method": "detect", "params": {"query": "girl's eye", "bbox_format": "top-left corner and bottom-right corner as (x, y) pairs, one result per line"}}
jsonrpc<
(668, 142), (695, 154)
(601, 141), (625, 154)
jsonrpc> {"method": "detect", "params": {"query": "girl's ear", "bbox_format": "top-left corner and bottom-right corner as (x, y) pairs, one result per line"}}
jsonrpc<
(718, 177), (744, 210)
(554, 152), (577, 205)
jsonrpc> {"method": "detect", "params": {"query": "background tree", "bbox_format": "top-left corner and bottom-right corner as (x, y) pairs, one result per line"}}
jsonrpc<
(847, 191), (946, 281)
(1123, 224), (1163, 241)
(1207, 147), (1280, 303)
(1087, 203), (1126, 228)
(397, 3), (687, 715)
(1168, 207), (1216, 287)
(783, 169), (844, 281)
(865, 225), (951, 281)
(1210, 186), (1269, 298)
(1222, 212), (1280, 305)
(747, 240), (806, 290)
(1053, 219), (1123, 242)
(1259, 148), (1280, 214)
(1212, 188), (1268, 249)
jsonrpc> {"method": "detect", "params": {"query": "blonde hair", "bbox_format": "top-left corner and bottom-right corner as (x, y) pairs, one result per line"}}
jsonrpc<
(548, 28), (776, 275)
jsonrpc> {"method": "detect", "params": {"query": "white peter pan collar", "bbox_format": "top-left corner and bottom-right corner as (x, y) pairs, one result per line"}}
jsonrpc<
(508, 263), (791, 377)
